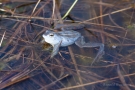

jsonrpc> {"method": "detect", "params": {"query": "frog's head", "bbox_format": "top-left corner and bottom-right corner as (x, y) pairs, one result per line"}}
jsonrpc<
(42, 30), (61, 46)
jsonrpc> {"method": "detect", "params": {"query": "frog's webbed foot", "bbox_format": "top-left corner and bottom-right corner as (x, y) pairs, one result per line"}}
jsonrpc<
(50, 42), (61, 58)
(54, 24), (85, 31)
(75, 36), (104, 65)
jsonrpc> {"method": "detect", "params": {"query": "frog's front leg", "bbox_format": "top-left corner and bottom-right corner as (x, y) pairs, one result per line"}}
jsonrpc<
(75, 36), (104, 65)
(51, 41), (62, 58)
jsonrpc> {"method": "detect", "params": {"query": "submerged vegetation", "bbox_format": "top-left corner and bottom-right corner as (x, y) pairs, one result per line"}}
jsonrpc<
(0, 0), (135, 90)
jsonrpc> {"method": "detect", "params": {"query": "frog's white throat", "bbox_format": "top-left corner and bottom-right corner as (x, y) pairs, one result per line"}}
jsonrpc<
(43, 34), (62, 47)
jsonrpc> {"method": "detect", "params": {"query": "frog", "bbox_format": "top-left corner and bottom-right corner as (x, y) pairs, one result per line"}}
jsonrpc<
(42, 24), (104, 65)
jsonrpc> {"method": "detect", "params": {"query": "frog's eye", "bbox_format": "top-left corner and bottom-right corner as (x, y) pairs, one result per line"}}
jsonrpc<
(49, 33), (54, 37)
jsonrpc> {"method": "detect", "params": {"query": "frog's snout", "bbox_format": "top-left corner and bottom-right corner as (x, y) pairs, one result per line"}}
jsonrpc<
(42, 34), (46, 40)
(42, 34), (45, 38)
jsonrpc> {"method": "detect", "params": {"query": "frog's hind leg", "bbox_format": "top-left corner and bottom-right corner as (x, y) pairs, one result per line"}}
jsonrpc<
(75, 36), (104, 65)
(54, 24), (85, 30)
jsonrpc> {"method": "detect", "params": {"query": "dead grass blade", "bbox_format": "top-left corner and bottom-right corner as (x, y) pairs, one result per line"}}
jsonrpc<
(87, 28), (120, 42)
(39, 74), (70, 90)
(117, 64), (130, 90)
(68, 47), (85, 90)
(0, 64), (31, 89)
(99, 0), (104, 43)
(82, 6), (132, 23)
(34, 52), (66, 88)
(0, 75), (30, 89)
(28, 0), (41, 21)
(0, 31), (6, 47)
(52, 0), (55, 19)
(60, 72), (135, 90)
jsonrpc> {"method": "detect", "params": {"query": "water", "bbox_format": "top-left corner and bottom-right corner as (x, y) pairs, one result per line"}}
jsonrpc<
(0, 0), (135, 90)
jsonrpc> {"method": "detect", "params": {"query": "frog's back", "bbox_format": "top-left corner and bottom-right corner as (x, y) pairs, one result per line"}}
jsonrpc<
(58, 30), (81, 46)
